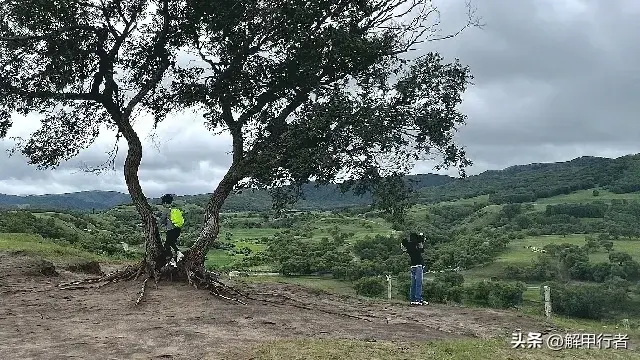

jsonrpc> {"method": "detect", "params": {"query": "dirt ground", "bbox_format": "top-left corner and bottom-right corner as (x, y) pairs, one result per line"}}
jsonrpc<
(0, 252), (554, 359)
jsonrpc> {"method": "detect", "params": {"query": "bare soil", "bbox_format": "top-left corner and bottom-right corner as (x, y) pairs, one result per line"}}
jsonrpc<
(0, 252), (554, 359)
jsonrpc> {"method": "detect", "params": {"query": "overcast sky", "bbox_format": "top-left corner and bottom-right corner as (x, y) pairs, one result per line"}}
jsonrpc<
(2, 0), (639, 197)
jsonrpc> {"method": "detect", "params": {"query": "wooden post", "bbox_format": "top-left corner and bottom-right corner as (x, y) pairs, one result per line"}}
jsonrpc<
(543, 286), (551, 318)
(386, 275), (392, 300)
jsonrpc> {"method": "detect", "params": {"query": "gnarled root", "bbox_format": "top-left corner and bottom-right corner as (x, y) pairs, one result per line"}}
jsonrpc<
(58, 261), (372, 321)
(186, 265), (247, 305)
(135, 277), (149, 306)
(58, 263), (141, 290)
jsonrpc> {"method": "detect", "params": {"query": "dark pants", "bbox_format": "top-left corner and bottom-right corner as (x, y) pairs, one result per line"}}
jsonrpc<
(164, 228), (181, 260)
(409, 265), (424, 303)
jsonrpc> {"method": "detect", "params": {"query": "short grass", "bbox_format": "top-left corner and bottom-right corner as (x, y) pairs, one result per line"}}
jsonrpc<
(441, 194), (491, 205)
(249, 338), (637, 359)
(499, 235), (640, 263)
(235, 240), (267, 252)
(308, 217), (396, 242)
(529, 189), (640, 211)
(0, 232), (108, 263)
(464, 234), (640, 280)
(217, 227), (282, 241)
(204, 243), (268, 268)
(204, 249), (241, 268)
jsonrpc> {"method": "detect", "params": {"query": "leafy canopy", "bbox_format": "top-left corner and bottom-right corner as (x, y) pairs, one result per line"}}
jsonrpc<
(0, 0), (182, 170)
(169, 0), (478, 209)
(0, 0), (479, 211)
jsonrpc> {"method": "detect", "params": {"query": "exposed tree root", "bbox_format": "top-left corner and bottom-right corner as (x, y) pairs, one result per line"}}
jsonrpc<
(135, 277), (149, 306)
(183, 269), (371, 321)
(58, 263), (140, 290)
(246, 292), (373, 322)
(58, 262), (372, 321)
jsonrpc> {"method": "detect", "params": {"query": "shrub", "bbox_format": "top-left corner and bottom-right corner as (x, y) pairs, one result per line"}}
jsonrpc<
(353, 277), (386, 298)
(423, 280), (464, 304)
(434, 271), (464, 287)
(396, 276), (411, 300)
(465, 280), (526, 309)
(541, 281), (606, 320)
(396, 272), (464, 304)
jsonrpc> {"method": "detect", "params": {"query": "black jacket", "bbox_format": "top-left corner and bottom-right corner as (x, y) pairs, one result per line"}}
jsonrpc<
(402, 238), (424, 266)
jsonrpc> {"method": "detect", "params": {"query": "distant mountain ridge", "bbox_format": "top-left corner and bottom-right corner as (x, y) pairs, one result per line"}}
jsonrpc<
(0, 173), (454, 212)
(2, 154), (640, 211)
(414, 154), (640, 204)
(0, 191), (131, 211)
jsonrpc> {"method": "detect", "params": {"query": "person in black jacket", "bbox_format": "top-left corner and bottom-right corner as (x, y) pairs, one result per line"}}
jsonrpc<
(401, 231), (427, 305)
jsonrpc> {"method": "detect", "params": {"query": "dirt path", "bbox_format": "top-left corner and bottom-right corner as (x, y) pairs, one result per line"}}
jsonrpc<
(0, 253), (553, 359)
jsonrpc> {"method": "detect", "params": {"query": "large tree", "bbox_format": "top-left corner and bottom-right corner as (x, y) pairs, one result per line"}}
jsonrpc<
(0, 0), (479, 295)
(173, 0), (478, 275)
(0, 0), (185, 281)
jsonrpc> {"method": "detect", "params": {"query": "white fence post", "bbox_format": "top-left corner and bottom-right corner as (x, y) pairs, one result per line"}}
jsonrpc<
(386, 275), (392, 300)
(544, 285), (551, 318)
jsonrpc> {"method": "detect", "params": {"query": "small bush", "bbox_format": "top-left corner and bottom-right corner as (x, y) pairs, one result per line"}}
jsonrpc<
(353, 276), (386, 298)
(465, 280), (526, 309)
(396, 276), (411, 300)
(541, 280), (631, 320)
(434, 271), (464, 287)
(423, 280), (464, 304)
(396, 273), (464, 304)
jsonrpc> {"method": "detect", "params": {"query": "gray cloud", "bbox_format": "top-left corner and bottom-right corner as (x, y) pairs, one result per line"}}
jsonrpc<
(2, 0), (640, 195)
(426, 0), (640, 169)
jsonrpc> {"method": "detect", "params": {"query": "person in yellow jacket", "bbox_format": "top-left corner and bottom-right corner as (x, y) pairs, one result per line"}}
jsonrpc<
(156, 194), (184, 267)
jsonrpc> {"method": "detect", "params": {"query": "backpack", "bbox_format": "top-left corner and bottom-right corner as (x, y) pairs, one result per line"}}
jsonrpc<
(169, 207), (184, 228)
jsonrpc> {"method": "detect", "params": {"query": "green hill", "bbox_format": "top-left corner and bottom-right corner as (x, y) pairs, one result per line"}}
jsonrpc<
(415, 154), (640, 204)
(5, 153), (640, 322)
(3, 154), (640, 212)
(0, 191), (131, 211)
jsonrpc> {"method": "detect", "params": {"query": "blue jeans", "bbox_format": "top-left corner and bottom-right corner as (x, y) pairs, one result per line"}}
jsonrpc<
(409, 265), (423, 302)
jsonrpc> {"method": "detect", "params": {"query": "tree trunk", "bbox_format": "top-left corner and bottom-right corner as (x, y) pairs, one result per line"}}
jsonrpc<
(117, 114), (165, 274)
(184, 166), (243, 272)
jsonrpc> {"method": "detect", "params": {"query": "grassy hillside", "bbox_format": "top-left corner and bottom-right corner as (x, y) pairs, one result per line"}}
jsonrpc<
(415, 154), (640, 204)
(0, 233), (108, 262)
(5, 154), (640, 325)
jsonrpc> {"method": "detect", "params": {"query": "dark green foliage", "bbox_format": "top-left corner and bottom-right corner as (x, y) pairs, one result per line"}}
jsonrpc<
(541, 279), (632, 320)
(396, 272), (464, 304)
(165, 0), (478, 215)
(0, 0), (181, 168)
(465, 280), (526, 309)
(353, 277), (386, 298)
(422, 272), (465, 304)
(500, 254), (560, 282)
(545, 203), (607, 218)
(249, 232), (353, 276)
